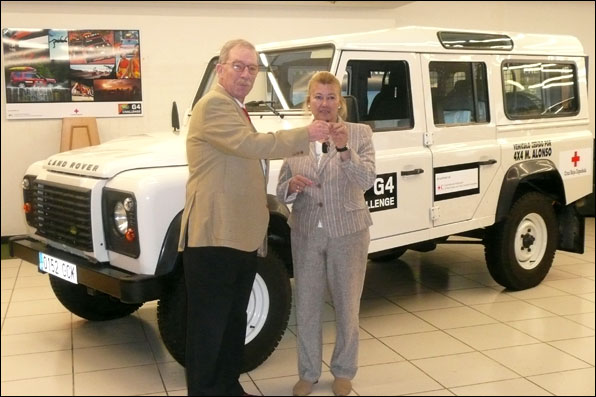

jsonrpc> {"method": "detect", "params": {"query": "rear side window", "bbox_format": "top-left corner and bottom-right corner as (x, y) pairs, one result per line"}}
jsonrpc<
(342, 60), (413, 132)
(502, 62), (578, 119)
(430, 61), (489, 125)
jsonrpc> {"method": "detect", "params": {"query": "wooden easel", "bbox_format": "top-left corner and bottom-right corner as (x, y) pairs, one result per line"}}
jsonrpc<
(60, 117), (99, 152)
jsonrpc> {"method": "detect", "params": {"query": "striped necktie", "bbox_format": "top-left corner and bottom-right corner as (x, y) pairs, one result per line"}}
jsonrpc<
(241, 107), (252, 124)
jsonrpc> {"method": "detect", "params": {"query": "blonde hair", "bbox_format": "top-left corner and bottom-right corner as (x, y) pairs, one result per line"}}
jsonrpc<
(305, 71), (347, 120)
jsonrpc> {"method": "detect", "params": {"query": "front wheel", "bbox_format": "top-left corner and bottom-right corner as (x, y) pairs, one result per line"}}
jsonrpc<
(157, 247), (291, 372)
(484, 192), (558, 290)
(49, 275), (142, 320)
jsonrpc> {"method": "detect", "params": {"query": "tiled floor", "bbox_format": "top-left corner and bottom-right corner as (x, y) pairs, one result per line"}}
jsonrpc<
(1, 218), (594, 396)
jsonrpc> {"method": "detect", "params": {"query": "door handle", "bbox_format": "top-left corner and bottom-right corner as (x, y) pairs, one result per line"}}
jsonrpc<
(401, 168), (424, 176)
(478, 159), (497, 166)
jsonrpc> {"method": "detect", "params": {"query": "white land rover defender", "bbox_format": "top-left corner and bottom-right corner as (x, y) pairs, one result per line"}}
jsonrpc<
(11, 27), (593, 371)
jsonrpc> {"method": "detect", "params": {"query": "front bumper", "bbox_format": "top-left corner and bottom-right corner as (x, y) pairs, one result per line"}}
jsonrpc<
(9, 236), (165, 304)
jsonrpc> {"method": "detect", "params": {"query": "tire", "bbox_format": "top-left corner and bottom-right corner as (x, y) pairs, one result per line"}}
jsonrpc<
(49, 275), (142, 321)
(157, 247), (292, 372)
(484, 192), (558, 290)
(368, 247), (407, 262)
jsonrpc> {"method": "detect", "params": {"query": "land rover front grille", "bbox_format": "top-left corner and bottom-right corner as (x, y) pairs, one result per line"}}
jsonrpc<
(30, 180), (93, 251)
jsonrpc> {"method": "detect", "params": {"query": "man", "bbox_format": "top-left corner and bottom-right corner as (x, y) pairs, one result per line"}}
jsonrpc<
(178, 39), (329, 396)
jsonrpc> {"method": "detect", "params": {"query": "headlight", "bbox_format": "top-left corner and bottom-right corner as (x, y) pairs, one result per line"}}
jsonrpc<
(113, 201), (128, 235)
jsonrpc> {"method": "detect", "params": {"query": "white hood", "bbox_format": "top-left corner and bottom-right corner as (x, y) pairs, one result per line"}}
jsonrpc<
(44, 133), (187, 178)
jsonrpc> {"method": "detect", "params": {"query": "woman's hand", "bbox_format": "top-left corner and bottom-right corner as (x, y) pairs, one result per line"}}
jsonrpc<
(290, 175), (313, 194)
(330, 122), (348, 149)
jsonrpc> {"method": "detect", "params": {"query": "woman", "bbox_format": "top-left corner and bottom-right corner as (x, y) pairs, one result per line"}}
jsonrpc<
(277, 71), (376, 396)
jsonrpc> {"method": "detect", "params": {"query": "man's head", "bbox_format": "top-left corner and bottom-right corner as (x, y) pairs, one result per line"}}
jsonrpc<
(216, 39), (258, 102)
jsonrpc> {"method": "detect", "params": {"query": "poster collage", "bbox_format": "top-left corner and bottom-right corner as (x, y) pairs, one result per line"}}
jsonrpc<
(3, 28), (141, 109)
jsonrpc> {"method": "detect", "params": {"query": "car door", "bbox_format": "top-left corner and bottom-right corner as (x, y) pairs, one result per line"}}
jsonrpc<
(420, 54), (500, 228)
(335, 51), (432, 249)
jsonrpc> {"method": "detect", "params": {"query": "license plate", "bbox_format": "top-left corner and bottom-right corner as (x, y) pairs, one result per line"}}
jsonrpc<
(39, 252), (78, 284)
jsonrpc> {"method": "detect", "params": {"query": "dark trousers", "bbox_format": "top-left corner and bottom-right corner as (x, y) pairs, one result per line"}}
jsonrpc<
(183, 246), (257, 396)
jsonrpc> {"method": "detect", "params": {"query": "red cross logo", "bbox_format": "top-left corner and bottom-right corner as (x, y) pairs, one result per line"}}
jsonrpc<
(571, 151), (580, 167)
(74, 108), (80, 114)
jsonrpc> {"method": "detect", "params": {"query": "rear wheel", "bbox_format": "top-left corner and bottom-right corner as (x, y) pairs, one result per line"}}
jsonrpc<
(484, 192), (558, 290)
(368, 247), (407, 262)
(49, 275), (142, 320)
(157, 247), (291, 372)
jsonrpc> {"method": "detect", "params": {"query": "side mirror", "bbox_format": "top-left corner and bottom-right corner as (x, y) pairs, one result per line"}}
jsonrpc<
(171, 101), (180, 133)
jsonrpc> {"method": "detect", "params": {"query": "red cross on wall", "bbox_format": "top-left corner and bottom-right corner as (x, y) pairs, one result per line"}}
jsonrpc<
(571, 151), (580, 167)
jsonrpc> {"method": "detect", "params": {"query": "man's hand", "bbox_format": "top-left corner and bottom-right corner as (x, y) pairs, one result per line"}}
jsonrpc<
(307, 120), (330, 142)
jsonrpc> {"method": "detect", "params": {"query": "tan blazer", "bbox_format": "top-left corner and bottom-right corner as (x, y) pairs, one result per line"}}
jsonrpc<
(276, 121), (376, 238)
(178, 85), (309, 252)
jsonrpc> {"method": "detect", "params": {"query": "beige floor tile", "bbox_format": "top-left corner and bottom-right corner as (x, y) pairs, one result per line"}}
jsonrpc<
(167, 388), (187, 396)
(359, 297), (406, 317)
(248, 347), (301, 380)
(528, 367), (595, 396)
(414, 306), (497, 329)
(579, 292), (595, 302)
(276, 328), (297, 350)
(323, 337), (403, 368)
(6, 299), (68, 317)
(405, 389), (455, 396)
(72, 316), (146, 348)
(359, 312), (436, 338)
(18, 263), (45, 277)
(1, 258), (22, 269)
(440, 261), (487, 276)
(1, 277), (16, 290)
(353, 361), (442, 396)
(135, 300), (157, 322)
(421, 274), (485, 291)
(0, 374), (73, 396)
(1, 268), (18, 279)
(449, 377), (551, 396)
(1, 312), (72, 335)
(1, 289), (12, 303)
(508, 315), (594, 341)
(143, 320), (176, 363)
(549, 336), (595, 365)
(557, 263), (596, 277)
(73, 342), (155, 373)
(157, 361), (186, 391)
(74, 364), (164, 395)
(10, 284), (56, 302)
(381, 331), (473, 360)
(543, 278), (595, 294)
(484, 343), (590, 376)
(461, 272), (501, 288)
(443, 287), (516, 305)
(472, 300), (554, 322)
(543, 267), (581, 281)
(413, 352), (517, 388)
(506, 284), (568, 300)
(1, 350), (72, 381)
(527, 295), (595, 315)
(241, 380), (262, 396)
(1, 302), (7, 324)
(445, 323), (539, 350)
(565, 312), (595, 329)
(553, 252), (590, 266)
(14, 273), (50, 288)
(388, 291), (462, 312)
(253, 371), (347, 396)
(1, 329), (72, 356)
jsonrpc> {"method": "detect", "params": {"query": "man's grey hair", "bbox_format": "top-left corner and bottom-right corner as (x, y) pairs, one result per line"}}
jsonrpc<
(219, 39), (256, 64)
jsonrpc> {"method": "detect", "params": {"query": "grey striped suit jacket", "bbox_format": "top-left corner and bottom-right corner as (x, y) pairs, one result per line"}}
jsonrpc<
(276, 121), (376, 238)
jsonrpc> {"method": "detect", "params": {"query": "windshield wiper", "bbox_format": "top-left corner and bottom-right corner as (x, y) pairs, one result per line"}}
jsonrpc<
(245, 101), (284, 119)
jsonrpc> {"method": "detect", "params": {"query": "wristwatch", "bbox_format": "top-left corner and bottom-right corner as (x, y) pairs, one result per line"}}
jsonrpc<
(336, 146), (349, 152)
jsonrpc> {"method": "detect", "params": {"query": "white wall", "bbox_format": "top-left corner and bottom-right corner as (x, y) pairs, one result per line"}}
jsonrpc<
(1, 1), (594, 236)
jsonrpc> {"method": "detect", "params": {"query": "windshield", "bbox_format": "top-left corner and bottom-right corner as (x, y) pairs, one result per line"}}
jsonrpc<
(193, 45), (334, 112)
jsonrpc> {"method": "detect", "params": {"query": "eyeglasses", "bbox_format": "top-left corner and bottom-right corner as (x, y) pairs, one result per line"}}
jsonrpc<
(224, 62), (259, 76)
